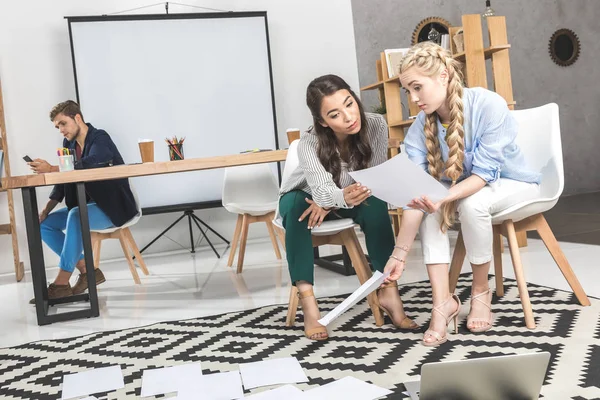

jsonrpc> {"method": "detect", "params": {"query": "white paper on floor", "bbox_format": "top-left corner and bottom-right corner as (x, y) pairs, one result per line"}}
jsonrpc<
(176, 370), (243, 400)
(242, 384), (305, 399)
(303, 376), (392, 400)
(61, 365), (124, 400)
(140, 362), (203, 397)
(239, 357), (309, 390)
(348, 153), (449, 208)
(318, 271), (389, 327)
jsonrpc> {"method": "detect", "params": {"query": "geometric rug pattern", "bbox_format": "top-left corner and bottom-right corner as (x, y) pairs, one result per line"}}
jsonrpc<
(1, 274), (599, 399)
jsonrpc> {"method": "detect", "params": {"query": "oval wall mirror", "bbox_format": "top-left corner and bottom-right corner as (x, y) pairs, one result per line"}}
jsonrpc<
(549, 29), (580, 66)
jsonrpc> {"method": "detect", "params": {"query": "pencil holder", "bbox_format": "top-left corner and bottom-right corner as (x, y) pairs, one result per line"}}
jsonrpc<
(168, 143), (184, 161)
(58, 155), (75, 172)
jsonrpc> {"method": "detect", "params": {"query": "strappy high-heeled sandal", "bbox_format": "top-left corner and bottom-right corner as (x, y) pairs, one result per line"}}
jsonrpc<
(377, 281), (419, 331)
(298, 288), (329, 341)
(422, 293), (461, 347)
(467, 288), (494, 333)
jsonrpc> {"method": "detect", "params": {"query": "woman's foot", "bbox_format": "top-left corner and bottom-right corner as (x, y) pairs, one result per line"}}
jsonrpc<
(298, 289), (328, 341)
(422, 294), (460, 346)
(467, 287), (494, 332)
(377, 283), (419, 330)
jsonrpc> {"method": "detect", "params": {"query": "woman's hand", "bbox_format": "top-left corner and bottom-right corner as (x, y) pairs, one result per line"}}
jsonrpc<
(407, 195), (443, 214)
(407, 193), (456, 214)
(343, 183), (371, 206)
(383, 256), (405, 283)
(298, 198), (330, 229)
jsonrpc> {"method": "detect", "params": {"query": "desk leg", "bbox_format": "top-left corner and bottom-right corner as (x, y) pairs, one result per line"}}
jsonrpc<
(22, 187), (49, 324)
(76, 183), (100, 317)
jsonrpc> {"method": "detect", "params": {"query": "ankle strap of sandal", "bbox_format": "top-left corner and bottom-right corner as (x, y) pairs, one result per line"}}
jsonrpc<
(471, 288), (492, 309)
(432, 293), (459, 320)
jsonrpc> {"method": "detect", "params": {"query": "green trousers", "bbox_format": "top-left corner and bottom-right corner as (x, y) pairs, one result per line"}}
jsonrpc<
(279, 190), (395, 285)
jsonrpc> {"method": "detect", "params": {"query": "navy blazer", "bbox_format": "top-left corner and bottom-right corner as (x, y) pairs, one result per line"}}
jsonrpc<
(49, 123), (138, 227)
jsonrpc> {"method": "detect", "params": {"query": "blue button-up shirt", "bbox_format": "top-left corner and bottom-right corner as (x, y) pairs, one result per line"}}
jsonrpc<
(404, 87), (541, 185)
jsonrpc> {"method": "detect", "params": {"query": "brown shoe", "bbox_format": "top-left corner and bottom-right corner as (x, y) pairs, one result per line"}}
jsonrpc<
(72, 268), (106, 295)
(29, 283), (74, 304)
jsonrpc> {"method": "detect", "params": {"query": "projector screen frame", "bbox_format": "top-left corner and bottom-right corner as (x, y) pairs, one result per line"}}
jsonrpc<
(64, 11), (281, 215)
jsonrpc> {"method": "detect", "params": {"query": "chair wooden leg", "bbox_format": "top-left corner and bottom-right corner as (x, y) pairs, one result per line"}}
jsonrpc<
(265, 212), (281, 260)
(449, 229), (466, 293)
(91, 234), (102, 270)
(275, 226), (286, 252)
(505, 220), (536, 329)
(286, 285), (299, 327)
(227, 214), (243, 267)
(123, 228), (149, 276)
(341, 229), (385, 327)
(516, 231), (528, 248)
(535, 214), (590, 306)
(118, 230), (141, 284)
(493, 225), (504, 297)
(236, 214), (250, 274)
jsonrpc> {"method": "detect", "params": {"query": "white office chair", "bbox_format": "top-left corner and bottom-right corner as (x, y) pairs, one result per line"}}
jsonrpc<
(273, 140), (385, 327)
(90, 183), (149, 284)
(449, 103), (590, 329)
(222, 163), (282, 273)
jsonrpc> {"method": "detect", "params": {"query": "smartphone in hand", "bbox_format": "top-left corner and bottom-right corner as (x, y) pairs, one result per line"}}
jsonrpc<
(23, 155), (33, 162)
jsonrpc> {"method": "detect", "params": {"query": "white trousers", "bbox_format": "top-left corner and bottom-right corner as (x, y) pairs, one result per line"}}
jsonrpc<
(419, 178), (540, 265)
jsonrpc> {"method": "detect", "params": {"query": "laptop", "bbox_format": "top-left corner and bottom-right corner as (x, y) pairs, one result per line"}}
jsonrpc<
(404, 352), (551, 400)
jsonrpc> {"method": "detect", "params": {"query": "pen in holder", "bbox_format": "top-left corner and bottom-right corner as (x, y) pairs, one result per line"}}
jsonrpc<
(168, 143), (184, 161)
(166, 136), (185, 161)
(58, 155), (75, 172)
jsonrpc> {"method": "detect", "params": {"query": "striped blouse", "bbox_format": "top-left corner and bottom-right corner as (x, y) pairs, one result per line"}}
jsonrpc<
(279, 112), (388, 209)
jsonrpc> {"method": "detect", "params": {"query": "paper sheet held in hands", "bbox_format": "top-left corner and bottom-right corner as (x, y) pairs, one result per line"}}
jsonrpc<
(318, 271), (389, 327)
(348, 153), (448, 208)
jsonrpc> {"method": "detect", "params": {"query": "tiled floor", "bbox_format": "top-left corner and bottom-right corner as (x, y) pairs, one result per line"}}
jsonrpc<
(1, 218), (600, 348)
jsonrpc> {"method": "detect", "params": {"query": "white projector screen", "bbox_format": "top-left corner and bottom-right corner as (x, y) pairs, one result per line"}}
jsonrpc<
(68, 12), (279, 211)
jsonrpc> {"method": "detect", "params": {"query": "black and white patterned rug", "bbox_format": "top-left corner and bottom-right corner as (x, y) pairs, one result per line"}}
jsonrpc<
(1, 274), (599, 400)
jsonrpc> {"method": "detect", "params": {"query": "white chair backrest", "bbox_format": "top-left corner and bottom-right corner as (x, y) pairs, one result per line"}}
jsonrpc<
(511, 103), (563, 200)
(273, 140), (301, 223)
(130, 182), (142, 216)
(281, 140), (301, 184)
(222, 163), (279, 206)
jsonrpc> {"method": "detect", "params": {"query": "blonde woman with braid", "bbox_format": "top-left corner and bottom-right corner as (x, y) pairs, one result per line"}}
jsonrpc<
(383, 42), (541, 346)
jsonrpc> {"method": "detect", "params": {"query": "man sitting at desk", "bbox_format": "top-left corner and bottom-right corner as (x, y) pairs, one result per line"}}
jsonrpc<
(27, 100), (138, 301)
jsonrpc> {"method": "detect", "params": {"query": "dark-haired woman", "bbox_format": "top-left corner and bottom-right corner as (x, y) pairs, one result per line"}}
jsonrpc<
(278, 74), (418, 341)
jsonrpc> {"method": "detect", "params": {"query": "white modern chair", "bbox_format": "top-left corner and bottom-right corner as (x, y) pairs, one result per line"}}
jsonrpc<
(222, 163), (282, 273)
(273, 140), (385, 327)
(90, 183), (149, 284)
(448, 103), (590, 329)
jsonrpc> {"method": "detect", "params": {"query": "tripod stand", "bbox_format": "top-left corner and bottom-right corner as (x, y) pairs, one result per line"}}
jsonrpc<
(139, 209), (229, 257)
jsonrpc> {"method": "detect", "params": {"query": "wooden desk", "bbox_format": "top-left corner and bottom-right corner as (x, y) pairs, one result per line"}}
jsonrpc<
(4, 150), (287, 325)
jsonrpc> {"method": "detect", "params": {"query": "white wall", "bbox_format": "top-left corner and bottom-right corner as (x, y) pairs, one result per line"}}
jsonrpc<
(0, 0), (359, 274)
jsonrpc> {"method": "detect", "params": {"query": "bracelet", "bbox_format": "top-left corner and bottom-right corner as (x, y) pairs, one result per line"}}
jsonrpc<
(389, 255), (405, 263)
(394, 244), (409, 252)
